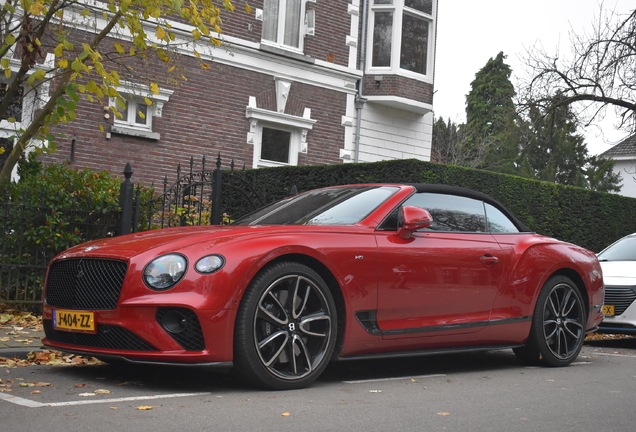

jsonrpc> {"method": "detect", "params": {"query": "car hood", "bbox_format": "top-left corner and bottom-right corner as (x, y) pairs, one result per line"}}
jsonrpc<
(599, 260), (636, 286)
(54, 225), (268, 260)
(53, 224), (365, 261)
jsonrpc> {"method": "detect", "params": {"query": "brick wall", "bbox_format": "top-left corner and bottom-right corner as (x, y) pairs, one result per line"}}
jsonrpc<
(362, 74), (434, 105)
(39, 45), (348, 186)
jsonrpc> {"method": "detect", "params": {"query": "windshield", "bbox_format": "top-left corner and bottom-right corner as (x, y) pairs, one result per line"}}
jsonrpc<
(598, 235), (636, 261)
(233, 186), (399, 226)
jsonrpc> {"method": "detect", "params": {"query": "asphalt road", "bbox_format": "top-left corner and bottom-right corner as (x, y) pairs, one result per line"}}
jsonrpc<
(2, 339), (636, 432)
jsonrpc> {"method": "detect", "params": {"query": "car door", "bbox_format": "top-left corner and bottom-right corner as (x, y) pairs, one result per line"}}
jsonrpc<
(375, 192), (507, 339)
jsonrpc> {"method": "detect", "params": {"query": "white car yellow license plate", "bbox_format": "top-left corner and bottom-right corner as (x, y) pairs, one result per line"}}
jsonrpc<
(603, 305), (615, 316)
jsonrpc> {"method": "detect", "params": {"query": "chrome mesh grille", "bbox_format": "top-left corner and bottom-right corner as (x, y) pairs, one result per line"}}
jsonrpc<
(45, 258), (127, 310)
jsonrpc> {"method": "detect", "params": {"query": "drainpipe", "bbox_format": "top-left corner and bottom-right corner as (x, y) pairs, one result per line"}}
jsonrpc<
(354, 0), (369, 163)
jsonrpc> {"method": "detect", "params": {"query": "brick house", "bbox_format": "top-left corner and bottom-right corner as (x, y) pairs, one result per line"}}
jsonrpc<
(8, 1), (438, 186)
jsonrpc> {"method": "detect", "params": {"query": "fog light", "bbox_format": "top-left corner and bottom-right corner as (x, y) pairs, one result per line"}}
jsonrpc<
(160, 310), (188, 334)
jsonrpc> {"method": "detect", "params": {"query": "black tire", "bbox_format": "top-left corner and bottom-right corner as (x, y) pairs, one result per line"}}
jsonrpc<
(514, 275), (586, 367)
(233, 262), (337, 390)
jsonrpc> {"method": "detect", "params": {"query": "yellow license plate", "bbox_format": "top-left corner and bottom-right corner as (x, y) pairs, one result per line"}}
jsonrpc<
(53, 309), (95, 332)
(603, 305), (615, 316)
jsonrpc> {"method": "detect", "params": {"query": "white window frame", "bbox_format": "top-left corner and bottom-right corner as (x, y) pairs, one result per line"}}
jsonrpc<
(246, 96), (316, 168)
(257, 0), (314, 53)
(109, 82), (173, 140)
(257, 123), (301, 167)
(367, 0), (436, 81)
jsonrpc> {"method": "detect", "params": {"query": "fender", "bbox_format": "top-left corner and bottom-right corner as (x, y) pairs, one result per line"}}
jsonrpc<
(489, 235), (603, 325)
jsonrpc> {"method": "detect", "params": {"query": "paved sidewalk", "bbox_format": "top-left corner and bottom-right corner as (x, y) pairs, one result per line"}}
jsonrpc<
(0, 323), (46, 359)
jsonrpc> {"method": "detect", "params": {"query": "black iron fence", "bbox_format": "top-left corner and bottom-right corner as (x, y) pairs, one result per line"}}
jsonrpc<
(121, 154), (271, 234)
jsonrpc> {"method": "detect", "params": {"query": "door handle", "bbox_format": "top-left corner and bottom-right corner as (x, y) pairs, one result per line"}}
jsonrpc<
(479, 255), (499, 265)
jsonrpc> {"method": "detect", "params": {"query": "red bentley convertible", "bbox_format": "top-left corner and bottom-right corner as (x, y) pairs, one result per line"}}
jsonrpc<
(42, 184), (604, 389)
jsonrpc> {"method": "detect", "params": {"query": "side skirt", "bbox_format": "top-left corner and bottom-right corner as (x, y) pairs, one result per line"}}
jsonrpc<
(335, 344), (524, 361)
(355, 310), (531, 336)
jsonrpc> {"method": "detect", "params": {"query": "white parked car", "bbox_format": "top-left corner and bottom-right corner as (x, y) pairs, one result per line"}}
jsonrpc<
(597, 233), (636, 334)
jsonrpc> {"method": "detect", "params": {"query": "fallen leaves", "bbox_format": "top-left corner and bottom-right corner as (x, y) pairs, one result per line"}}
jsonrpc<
(18, 382), (51, 387)
(0, 305), (43, 329)
(0, 349), (104, 367)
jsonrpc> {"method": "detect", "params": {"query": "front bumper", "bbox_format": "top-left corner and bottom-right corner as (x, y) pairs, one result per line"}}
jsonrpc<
(42, 305), (235, 363)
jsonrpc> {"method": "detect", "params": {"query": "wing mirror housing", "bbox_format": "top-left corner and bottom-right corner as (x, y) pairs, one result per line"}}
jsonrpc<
(397, 206), (433, 239)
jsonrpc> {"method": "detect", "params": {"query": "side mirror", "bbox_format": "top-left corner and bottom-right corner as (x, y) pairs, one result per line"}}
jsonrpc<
(397, 206), (433, 239)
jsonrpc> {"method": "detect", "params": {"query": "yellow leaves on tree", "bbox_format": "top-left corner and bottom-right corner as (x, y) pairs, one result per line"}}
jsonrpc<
(0, 0), (251, 186)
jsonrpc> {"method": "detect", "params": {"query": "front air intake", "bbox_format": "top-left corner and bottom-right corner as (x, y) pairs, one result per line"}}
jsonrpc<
(156, 307), (205, 351)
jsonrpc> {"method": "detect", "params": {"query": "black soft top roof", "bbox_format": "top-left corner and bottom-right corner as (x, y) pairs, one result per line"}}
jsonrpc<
(406, 183), (531, 232)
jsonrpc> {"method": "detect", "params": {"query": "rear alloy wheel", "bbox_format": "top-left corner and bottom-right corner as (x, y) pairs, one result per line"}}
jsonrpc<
(234, 262), (337, 389)
(514, 275), (586, 367)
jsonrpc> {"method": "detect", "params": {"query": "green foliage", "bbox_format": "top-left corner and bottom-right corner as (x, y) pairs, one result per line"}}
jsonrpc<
(433, 53), (621, 193)
(163, 195), (232, 227)
(461, 52), (521, 172)
(2, 162), (122, 261)
(466, 52), (516, 137)
(518, 102), (621, 192)
(224, 159), (636, 253)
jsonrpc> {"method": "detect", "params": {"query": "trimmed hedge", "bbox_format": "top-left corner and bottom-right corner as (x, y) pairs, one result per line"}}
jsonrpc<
(229, 159), (636, 253)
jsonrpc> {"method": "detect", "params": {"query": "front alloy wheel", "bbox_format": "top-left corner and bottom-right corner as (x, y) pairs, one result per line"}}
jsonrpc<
(234, 262), (337, 389)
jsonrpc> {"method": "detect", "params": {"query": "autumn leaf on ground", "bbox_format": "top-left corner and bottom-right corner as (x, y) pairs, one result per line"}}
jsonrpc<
(94, 389), (111, 394)
(281, 412), (291, 417)
(137, 406), (153, 410)
(33, 352), (50, 362)
(0, 305), (43, 329)
(438, 412), (451, 416)
(117, 381), (143, 386)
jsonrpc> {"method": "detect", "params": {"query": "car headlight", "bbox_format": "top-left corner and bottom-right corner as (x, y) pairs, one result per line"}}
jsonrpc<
(195, 254), (225, 274)
(143, 254), (187, 290)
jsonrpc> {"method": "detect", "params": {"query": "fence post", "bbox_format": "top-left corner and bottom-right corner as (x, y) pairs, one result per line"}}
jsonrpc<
(211, 154), (223, 225)
(118, 163), (134, 236)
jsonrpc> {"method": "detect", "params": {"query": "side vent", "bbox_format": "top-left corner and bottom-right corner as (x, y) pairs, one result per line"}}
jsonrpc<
(355, 310), (381, 336)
